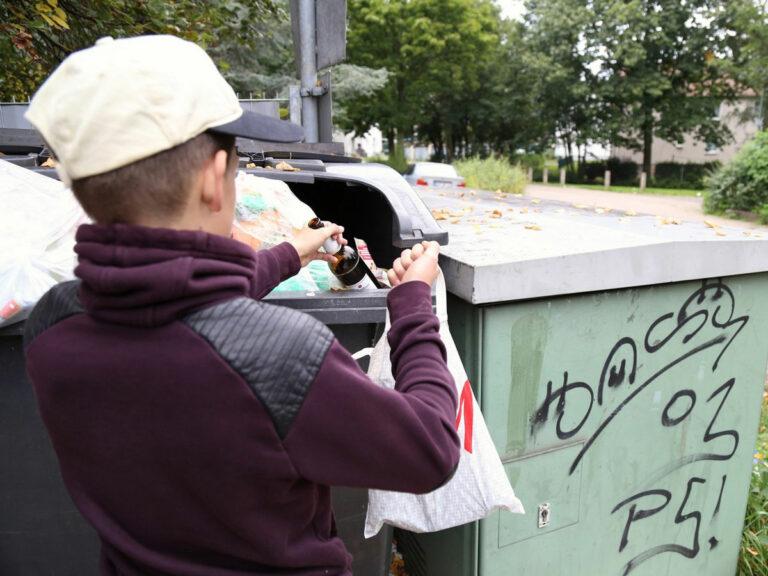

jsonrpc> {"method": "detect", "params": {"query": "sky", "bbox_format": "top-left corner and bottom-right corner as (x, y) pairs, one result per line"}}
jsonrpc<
(495, 0), (526, 21)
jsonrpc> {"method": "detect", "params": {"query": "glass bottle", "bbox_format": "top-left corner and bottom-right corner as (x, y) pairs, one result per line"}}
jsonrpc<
(308, 218), (379, 290)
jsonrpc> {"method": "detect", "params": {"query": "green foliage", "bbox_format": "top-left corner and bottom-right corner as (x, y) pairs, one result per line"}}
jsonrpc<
(365, 144), (409, 174)
(760, 204), (768, 225)
(738, 393), (768, 576)
(724, 0), (768, 127)
(454, 157), (527, 194)
(0, 0), (282, 101)
(652, 162), (721, 190)
(524, 0), (745, 173)
(705, 131), (768, 215)
(344, 0), (509, 159)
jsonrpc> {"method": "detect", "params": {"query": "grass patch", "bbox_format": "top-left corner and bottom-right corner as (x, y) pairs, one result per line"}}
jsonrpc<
(539, 183), (700, 197)
(454, 157), (527, 194)
(739, 389), (768, 576)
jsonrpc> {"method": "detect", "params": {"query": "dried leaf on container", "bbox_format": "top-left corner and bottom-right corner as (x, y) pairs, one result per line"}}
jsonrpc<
(525, 224), (542, 231)
(573, 203), (589, 209)
(450, 218), (460, 224)
(40, 158), (57, 168)
(245, 162), (257, 169)
(703, 219), (719, 229)
(595, 208), (606, 214)
(490, 209), (503, 218)
(624, 210), (638, 216)
(275, 161), (299, 172)
(531, 198), (541, 204)
(715, 230), (727, 237)
(519, 207), (529, 214)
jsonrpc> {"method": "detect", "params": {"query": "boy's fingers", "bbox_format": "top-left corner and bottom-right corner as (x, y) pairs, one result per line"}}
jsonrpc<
(400, 249), (413, 268)
(411, 243), (425, 258)
(393, 258), (406, 278)
(387, 269), (400, 287)
(317, 224), (344, 240)
(423, 241), (440, 260)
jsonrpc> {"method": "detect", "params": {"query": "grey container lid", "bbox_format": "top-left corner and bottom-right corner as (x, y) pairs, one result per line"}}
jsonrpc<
(417, 187), (768, 304)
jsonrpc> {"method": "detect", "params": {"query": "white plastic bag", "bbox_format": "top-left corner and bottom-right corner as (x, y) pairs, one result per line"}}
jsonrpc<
(363, 270), (524, 537)
(0, 160), (88, 326)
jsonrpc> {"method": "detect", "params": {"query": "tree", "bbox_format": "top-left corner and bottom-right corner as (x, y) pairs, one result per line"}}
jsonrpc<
(524, 0), (601, 169)
(586, 0), (739, 176)
(0, 0), (281, 101)
(344, 0), (502, 160)
(723, 0), (768, 128)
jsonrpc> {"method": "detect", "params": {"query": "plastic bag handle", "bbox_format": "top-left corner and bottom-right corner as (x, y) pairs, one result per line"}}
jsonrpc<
(351, 347), (374, 361)
(435, 267), (448, 322)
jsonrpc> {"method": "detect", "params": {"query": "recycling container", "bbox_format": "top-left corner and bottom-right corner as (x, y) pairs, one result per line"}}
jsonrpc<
(0, 147), (446, 575)
(399, 187), (768, 576)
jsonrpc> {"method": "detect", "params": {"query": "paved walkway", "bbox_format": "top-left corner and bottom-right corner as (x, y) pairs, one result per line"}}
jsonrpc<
(526, 184), (768, 231)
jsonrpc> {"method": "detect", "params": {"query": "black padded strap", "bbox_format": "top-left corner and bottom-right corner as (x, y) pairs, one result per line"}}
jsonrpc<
(23, 280), (84, 349)
(184, 298), (334, 438)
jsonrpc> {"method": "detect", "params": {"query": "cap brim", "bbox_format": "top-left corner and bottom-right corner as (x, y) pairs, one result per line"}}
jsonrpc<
(208, 109), (304, 143)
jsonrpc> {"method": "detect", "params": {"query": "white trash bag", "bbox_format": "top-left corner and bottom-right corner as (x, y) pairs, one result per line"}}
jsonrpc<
(0, 159), (88, 327)
(362, 270), (525, 537)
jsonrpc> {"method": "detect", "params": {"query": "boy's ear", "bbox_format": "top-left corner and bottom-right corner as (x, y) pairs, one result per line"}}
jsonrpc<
(200, 150), (229, 213)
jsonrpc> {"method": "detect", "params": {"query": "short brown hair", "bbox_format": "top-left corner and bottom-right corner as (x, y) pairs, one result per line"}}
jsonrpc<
(71, 132), (236, 224)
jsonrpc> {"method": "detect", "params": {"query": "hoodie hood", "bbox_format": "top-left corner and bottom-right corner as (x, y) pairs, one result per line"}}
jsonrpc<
(74, 223), (257, 327)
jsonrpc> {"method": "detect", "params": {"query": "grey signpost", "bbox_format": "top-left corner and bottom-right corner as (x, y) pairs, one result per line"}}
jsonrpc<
(290, 0), (346, 143)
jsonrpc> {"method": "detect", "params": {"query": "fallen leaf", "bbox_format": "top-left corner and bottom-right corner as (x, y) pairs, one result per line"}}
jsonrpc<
(743, 231), (752, 237)
(450, 218), (460, 224)
(595, 208), (606, 214)
(525, 224), (542, 231)
(715, 230), (727, 237)
(703, 219), (719, 229)
(573, 203), (590, 209)
(624, 210), (637, 216)
(275, 160), (299, 171)
(519, 207), (529, 214)
(40, 157), (56, 168)
(531, 198), (541, 204)
(490, 209), (503, 218)
(495, 189), (503, 195)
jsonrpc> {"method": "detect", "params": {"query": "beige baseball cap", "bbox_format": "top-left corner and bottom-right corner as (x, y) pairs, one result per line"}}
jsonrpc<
(25, 35), (303, 185)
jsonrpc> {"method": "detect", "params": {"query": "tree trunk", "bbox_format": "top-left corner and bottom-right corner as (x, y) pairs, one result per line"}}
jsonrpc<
(386, 130), (395, 157)
(642, 106), (653, 178)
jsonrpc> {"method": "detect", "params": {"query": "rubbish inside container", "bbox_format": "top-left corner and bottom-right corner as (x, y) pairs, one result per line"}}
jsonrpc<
(232, 171), (317, 250)
(0, 159), (88, 327)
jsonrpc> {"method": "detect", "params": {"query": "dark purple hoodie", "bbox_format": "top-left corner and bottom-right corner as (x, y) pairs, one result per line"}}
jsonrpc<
(23, 223), (460, 576)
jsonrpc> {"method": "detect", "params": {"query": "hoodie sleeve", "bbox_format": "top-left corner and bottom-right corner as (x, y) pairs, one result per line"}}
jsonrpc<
(282, 281), (460, 493)
(250, 242), (301, 299)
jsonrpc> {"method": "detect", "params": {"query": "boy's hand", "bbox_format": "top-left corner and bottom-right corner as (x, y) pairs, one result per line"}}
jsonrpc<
(388, 241), (440, 288)
(290, 223), (347, 267)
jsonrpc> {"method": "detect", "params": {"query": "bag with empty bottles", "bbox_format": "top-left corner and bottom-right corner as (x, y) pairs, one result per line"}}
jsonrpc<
(361, 270), (525, 536)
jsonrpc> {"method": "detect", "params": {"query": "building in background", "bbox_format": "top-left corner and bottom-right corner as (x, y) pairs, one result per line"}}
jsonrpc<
(612, 95), (762, 173)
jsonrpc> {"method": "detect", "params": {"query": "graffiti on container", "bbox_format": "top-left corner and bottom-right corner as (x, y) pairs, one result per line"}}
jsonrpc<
(529, 278), (748, 575)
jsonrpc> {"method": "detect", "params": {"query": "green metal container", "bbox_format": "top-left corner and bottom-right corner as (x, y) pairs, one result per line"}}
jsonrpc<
(404, 188), (768, 576)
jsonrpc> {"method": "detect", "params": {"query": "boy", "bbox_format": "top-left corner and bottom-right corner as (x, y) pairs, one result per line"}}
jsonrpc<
(23, 35), (459, 575)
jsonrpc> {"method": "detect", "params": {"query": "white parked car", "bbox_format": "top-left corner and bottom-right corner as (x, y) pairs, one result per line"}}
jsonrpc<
(403, 162), (466, 188)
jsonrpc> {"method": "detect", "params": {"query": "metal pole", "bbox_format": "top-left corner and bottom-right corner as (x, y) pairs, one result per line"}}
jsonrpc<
(289, 85), (302, 126)
(299, 0), (318, 143)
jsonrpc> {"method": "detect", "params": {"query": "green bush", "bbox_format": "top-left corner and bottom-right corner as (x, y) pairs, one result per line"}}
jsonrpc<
(454, 157), (527, 193)
(705, 131), (768, 215)
(366, 145), (409, 174)
(514, 153), (547, 171)
(653, 161), (720, 190)
(738, 395), (768, 576)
